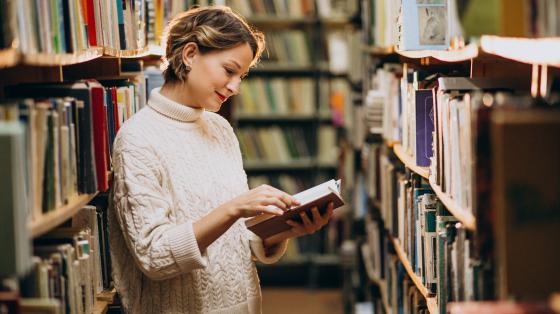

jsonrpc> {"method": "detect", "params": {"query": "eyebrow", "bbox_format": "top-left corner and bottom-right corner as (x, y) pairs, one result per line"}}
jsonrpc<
(227, 60), (242, 69)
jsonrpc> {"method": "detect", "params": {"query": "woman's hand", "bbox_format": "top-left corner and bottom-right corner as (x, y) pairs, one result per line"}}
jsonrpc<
(226, 184), (300, 219)
(285, 202), (335, 237)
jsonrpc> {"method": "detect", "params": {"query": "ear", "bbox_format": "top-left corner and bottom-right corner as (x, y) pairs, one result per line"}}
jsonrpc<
(182, 42), (198, 68)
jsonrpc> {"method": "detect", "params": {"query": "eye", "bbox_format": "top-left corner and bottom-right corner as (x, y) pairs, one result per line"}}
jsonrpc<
(241, 73), (248, 80)
(224, 67), (235, 76)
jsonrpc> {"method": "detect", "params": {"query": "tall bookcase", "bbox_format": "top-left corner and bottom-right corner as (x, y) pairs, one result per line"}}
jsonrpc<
(223, 0), (362, 287)
(0, 0), (198, 313)
(349, 0), (560, 313)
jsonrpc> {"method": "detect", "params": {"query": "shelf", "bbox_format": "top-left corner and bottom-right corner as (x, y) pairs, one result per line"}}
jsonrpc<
(391, 238), (440, 313)
(250, 63), (317, 74)
(426, 298), (439, 314)
(21, 47), (105, 66)
(247, 16), (316, 26)
(362, 45), (395, 56)
(393, 144), (430, 179)
(92, 289), (117, 314)
(244, 159), (336, 171)
(391, 238), (433, 298)
(428, 180), (476, 231)
(397, 43), (479, 63)
(480, 36), (560, 67)
(103, 46), (149, 58)
(93, 300), (109, 314)
(0, 48), (19, 68)
(29, 193), (98, 238)
(235, 113), (331, 122)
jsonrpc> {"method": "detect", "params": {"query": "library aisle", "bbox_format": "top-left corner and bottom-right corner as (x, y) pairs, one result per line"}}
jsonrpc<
(1, 0), (560, 314)
(262, 288), (343, 314)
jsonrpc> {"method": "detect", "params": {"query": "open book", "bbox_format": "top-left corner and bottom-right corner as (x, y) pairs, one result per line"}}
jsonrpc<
(245, 179), (344, 239)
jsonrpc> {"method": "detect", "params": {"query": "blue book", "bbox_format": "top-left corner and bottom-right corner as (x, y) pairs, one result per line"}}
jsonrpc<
(116, 0), (126, 49)
(415, 89), (435, 167)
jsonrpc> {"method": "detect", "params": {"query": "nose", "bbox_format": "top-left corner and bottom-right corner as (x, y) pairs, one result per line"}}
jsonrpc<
(226, 78), (241, 96)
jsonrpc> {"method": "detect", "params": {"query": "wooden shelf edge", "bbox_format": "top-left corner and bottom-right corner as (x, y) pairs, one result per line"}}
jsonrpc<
(480, 35), (560, 67)
(428, 181), (476, 230)
(397, 43), (479, 63)
(96, 288), (117, 303)
(244, 158), (329, 170)
(103, 46), (149, 58)
(0, 48), (19, 68)
(391, 238), (433, 299)
(393, 144), (430, 179)
(362, 45), (395, 55)
(426, 297), (439, 314)
(29, 193), (98, 238)
(22, 47), (104, 66)
(93, 300), (109, 314)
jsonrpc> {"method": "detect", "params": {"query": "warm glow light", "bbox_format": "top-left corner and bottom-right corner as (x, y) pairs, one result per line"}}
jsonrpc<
(481, 36), (560, 67)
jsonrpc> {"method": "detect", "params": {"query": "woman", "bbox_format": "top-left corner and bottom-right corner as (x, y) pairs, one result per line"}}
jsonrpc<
(108, 5), (334, 314)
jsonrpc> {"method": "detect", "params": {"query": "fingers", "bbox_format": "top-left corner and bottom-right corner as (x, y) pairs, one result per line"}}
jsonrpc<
(299, 211), (316, 234)
(286, 220), (306, 237)
(322, 202), (334, 221)
(259, 205), (284, 216)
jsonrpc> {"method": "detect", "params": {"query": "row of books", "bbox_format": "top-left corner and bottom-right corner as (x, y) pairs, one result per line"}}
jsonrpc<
(0, 78), (145, 225)
(17, 204), (111, 314)
(260, 31), (312, 66)
(236, 126), (338, 164)
(236, 78), (315, 115)
(362, 219), (430, 314)
(225, 0), (358, 18)
(9, 0), (89, 54)
(364, 95), (560, 302)
(0, 0), (199, 53)
(362, 0), (560, 51)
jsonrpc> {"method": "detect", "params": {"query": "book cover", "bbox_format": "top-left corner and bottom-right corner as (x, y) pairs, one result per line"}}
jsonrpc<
(245, 179), (344, 239)
(415, 89), (434, 167)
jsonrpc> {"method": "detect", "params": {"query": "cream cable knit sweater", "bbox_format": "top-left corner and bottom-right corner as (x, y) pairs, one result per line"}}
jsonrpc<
(108, 88), (287, 314)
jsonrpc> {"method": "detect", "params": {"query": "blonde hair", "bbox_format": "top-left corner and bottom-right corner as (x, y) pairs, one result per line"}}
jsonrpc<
(161, 6), (265, 83)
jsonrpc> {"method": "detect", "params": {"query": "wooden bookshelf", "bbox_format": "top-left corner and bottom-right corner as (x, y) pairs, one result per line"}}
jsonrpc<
(244, 158), (337, 171)
(29, 193), (98, 238)
(320, 16), (352, 27)
(250, 63), (317, 74)
(22, 47), (104, 66)
(480, 36), (560, 67)
(93, 289), (117, 314)
(397, 43), (479, 63)
(362, 45), (395, 56)
(426, 298), (439, 314)
(235, 113), (331, 122)
(391, 238), (432, 298)
(104, 46), (149, 58)
(391, 238), (439, 314)
(393, 144), (430, 179)
(0, 48), (19, 68)
(247, 16), (316, 26)
(428, 180), (476, 230)
(93, 300), (109, 314)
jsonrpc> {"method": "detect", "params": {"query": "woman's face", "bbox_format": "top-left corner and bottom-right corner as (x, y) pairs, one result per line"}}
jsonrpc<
(185, 43), (253, 112)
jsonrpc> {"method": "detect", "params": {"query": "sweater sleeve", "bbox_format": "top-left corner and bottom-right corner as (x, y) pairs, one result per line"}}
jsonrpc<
(112, 135), (208, 281)
(246, 229), (288, 264)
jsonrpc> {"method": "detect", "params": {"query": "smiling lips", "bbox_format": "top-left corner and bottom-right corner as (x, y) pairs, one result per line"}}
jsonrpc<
(216, 92), (227, 102)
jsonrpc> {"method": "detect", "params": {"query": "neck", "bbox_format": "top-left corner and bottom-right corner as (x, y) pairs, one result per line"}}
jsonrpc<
(160, 82), (201, 109)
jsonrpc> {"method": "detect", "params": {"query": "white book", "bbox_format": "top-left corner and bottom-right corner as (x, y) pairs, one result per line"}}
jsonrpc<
(398, 0), (450, 51)
(246, 179), (344, 240)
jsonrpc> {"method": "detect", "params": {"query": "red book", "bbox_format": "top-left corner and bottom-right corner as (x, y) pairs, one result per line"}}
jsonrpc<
(86, 81), (109, 191)
(86, 0), (98, 46)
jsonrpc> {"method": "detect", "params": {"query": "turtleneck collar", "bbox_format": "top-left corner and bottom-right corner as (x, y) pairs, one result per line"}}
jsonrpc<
(148, 87), (204, 122)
